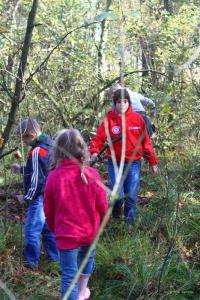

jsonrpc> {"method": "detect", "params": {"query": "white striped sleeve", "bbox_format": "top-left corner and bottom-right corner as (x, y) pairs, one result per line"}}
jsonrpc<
(24, 147), (40, 201)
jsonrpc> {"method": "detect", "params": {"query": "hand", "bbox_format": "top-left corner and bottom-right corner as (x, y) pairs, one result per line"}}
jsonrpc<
(15, 194), (25, 204)
(11, 163), (21, 174)
(151, 165), (158, 175)
(90, 153), (98, 162)
(14, 150), (22, 160)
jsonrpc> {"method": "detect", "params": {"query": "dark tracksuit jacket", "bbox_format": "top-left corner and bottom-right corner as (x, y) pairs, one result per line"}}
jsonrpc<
(21, 133), (52, 205)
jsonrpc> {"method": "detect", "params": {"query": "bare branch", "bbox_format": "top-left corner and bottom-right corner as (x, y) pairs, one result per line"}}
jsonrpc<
(32, 80), (69, 128)
(0, 146), (18, 160)
(26, 21), (98, 85)
(0, 0), (39, 156)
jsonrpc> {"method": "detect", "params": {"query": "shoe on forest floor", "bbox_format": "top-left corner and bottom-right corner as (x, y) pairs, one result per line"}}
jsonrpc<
(77, 287), (90, 300)
(84, 287), (90, 300)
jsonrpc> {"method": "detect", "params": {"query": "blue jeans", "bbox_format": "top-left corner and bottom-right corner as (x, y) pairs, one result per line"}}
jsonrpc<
(59, 246), (96, 300)
(24, 195), (59, 267)
(108, 159), (141, 223)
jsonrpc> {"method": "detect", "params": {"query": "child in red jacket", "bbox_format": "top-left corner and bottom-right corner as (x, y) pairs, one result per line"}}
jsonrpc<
(90, 89), (158, 230)
(44, 129), (108, 300)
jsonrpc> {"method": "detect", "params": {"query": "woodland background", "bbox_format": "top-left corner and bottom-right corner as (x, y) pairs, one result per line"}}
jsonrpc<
(0, 0), (200, 299)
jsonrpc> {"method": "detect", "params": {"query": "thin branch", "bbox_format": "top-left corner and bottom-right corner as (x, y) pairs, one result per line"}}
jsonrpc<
(0, 147), (18, 160)
(0, 69), (13, 99)
(0, 67), (21, 81)
(71, 69), (168, 122)
(26, 21), (98, 85)
(0, 0), (39, 156)
(32, 80), (69, 128)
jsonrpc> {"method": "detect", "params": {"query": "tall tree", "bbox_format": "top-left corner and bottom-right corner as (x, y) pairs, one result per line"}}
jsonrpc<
(0, 0), (39, 156)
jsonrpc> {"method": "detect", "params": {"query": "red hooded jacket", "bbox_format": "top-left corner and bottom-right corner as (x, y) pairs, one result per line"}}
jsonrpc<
(89, 107), (158, 166)
(44, 159), (108, 250)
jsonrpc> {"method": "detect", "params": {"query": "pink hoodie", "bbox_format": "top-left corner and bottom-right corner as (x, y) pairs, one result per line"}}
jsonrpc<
(44, 159), (108, 250)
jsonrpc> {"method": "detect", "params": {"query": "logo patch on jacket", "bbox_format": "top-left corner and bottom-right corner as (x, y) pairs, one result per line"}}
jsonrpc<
(112, 126), (121, 134)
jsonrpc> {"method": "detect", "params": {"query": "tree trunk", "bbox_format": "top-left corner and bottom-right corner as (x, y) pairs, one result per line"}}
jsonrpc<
(0, 0), (39, 157)
(163, 0), (172, 14)
(140, 37), (149, 77)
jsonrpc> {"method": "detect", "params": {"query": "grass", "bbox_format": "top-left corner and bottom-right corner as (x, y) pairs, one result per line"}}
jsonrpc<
(0, 149), (199, 299)
(0, 216), (199, 300)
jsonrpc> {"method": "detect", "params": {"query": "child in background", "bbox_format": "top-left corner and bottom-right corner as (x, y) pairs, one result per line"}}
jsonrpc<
(44, 129), (108, 300)
(11, 118), (59, 269)
(90, 89), (158, 230)
(108, 84), (156, 137)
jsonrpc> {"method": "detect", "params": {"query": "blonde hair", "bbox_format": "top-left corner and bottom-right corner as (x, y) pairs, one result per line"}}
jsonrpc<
(16, 118), (40, 136)
(53, 129), (89, 184)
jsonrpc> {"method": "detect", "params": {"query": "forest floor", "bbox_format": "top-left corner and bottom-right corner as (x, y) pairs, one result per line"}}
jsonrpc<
(0, 159), (200, 300)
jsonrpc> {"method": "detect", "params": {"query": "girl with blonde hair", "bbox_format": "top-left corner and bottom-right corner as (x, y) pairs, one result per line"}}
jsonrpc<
(44, 128), (108, 300)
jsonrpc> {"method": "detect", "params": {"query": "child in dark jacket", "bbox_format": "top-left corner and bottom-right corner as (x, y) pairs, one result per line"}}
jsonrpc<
(90, 89), (158, 229)
(11, 118), (59, 268)
(44, 128), (108, 300)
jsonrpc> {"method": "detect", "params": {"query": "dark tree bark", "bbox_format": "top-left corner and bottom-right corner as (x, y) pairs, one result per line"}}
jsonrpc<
(164, 0), (171, 12)
(140, 37), (149, 78)
(162, 0), (172, 14)
(0, 0), (38, 157)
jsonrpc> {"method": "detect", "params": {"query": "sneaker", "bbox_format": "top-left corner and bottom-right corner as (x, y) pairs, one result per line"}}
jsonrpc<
(77, 287), (90, 300)
(84, 288), (90, 300)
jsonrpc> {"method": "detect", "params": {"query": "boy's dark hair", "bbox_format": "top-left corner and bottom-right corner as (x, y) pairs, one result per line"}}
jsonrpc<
(113, 89), (131, 105)
(16, 118), (40, 136)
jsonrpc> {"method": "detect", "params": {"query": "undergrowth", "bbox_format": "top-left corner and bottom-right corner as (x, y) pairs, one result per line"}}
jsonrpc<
(0, 146), (199, 300)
